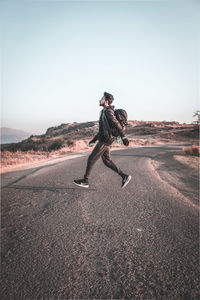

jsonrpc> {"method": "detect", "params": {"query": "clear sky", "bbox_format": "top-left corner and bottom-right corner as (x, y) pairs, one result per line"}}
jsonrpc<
(1, 0), (199, 134)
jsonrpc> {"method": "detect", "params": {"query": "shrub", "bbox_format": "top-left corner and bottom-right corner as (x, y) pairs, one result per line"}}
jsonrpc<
(67, 139), (75, 147)
(191, 145), (200, 156)
(182, 145), (199, 157)
(48, 139), (64, 152)
(5, 143), (21, 152)
(46, 127), (54, 134)
(42, 145), (49, 152)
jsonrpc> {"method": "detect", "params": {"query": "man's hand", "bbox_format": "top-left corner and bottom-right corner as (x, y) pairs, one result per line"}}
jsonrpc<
(122, 136), (129, 146)
(88, 141), (95, 147)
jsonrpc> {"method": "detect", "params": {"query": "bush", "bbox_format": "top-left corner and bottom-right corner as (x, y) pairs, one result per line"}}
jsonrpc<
(191, 145), (200, 156)
(46, 127), (54, 134)
(42, 145), (49, 152)
(19, 140), (41, 151)
(182, 145), (199, 157)
(67, 139), (75, 147)
(48, 139), (64, 152)
(1, 143), (20, 152)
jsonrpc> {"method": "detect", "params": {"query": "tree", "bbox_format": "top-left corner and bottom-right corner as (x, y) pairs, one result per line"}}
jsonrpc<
(193, 110), (200, 125)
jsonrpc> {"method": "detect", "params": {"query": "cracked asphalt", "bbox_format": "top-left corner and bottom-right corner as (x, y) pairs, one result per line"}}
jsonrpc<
(1, 145), (199, 299)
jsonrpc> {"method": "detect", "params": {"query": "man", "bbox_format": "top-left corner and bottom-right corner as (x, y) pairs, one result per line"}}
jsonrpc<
(74, 92), (132, 189)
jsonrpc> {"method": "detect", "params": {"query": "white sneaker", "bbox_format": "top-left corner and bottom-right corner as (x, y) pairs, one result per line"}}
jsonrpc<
(121, 175), (132, 189)
(74, 179), (89, 188)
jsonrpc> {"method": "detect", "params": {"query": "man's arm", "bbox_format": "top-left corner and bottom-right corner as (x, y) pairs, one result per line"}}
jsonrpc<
(105, 108), (129, 146)
(88, 133), (99, 146)
(105, 109), (124, 137)
(90, 133), (99, 143)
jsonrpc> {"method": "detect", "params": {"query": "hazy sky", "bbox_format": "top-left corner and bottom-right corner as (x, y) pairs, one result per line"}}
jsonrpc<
(1, 0), (199, 134)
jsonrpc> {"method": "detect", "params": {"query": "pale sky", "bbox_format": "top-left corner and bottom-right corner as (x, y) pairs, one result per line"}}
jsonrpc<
(1, 0), (199, 134)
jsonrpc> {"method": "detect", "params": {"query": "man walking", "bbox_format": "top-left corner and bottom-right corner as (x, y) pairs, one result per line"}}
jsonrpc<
(74, 92), (132, 189)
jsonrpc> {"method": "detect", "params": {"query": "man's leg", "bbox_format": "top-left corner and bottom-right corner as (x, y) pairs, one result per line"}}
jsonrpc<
(101, 146), (126, 178)
(84, 141), (106, 180)
(74, 142), (131, 188)
(101, 147), (132, 188)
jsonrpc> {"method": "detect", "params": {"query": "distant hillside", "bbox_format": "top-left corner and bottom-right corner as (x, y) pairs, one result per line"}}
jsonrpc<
(0, 127), (32, 144)
(1, 121), (198, 152)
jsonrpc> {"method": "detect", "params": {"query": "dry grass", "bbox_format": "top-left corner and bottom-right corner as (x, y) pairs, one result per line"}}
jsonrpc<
(0, 140), (91, 170)
(1, 150), (49, 167)
(0, 137), (173, 173)
(182, 145), (200, 157)
(0, 138), (158, 168)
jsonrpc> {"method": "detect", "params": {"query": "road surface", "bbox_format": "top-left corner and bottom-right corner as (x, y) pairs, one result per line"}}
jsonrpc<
(1, 145), (199, 299)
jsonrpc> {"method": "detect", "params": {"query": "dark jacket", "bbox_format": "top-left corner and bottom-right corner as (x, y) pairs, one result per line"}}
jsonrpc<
(91, 106), (124, 145)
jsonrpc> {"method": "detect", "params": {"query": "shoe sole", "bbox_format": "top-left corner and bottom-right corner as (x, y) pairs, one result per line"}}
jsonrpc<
(122, 175), (132, 189)
(73, 181), (89, 188)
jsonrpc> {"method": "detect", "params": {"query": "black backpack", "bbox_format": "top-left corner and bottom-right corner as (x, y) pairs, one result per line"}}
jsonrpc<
(115, 109), (128, 127)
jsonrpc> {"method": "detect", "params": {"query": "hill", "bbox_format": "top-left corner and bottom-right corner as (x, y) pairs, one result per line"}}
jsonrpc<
(0, 127), (32, 144)
(0, 121), (198, 153)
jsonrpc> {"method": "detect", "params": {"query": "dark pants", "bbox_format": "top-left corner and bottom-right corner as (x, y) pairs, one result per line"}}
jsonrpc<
(84, 141), (125, 180)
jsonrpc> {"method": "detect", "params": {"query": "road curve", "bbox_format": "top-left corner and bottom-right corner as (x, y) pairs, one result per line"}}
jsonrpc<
(1, 145), (199, 299)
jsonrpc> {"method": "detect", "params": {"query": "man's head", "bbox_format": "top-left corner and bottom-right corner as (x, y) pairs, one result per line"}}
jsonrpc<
(99, 92), (114, 107)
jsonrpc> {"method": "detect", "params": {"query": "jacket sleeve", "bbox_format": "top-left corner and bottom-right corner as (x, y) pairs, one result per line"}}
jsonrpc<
(90, 133), (99, 143)
(105, 109), (124, 137)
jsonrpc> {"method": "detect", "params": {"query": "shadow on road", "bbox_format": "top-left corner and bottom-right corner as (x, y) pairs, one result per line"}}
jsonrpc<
(112, 154), (154, 158)
(6, 185), (97, 192)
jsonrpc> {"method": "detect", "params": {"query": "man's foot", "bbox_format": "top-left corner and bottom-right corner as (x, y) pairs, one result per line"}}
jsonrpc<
(121, 175), (132, 189)
(74, 178), (89, 188)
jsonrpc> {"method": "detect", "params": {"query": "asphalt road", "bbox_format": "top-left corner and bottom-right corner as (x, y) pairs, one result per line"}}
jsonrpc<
(1, 145), (199, 299)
